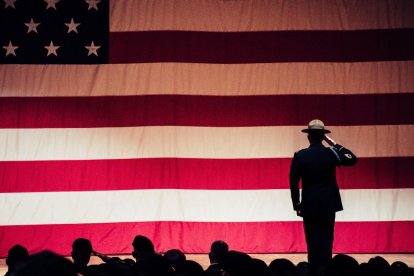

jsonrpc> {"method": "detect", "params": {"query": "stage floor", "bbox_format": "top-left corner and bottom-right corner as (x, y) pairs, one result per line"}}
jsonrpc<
(1, 253), (413, 274)
(188, 253), (414, 268)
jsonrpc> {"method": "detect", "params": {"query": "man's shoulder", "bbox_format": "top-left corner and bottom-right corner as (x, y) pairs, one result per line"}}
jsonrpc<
(294, 148), (305, 158)
(295, 145), (328, 155)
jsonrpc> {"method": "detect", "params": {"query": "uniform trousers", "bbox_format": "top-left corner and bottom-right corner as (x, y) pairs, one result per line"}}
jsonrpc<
(303, 212), (336, 273)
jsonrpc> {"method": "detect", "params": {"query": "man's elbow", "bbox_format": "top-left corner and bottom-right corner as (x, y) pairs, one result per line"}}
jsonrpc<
(344, 156), (357, 166)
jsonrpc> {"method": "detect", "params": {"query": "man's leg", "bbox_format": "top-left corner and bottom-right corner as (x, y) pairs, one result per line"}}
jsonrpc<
(303, 212), (336, 275)
(320, 212), (335, 263)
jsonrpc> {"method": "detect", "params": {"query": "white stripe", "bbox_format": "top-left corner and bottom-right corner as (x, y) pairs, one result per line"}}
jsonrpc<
(0, 189), (413, 225)
(337, 189), (414, 222)
(1, 61), (413, 97)
(0, 125), (413, 161)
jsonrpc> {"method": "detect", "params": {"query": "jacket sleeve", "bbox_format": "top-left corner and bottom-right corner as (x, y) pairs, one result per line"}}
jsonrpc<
(331, 144), (358, 166)
(289, 152), (301, 210)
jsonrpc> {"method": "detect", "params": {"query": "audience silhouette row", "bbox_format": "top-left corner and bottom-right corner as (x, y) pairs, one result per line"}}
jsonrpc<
(5, 236), (413, 276)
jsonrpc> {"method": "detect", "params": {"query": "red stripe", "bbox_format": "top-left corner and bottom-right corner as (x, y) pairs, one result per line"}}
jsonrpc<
(1, 94), (413, 128)
(0, 221), (412, 256)
(0, 157), (412, 193)
(109, 29), (414, 63)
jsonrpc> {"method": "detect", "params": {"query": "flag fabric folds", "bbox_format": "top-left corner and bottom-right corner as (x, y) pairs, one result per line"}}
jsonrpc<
(0, 0), (414, 256)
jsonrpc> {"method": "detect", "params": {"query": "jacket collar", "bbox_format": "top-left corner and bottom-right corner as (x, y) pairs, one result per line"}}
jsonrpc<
(308, 142), (324, 148)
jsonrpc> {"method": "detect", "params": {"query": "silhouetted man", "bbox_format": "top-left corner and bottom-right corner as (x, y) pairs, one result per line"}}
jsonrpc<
(206, 240), (229, 273)
(163, 249), (186, 272)
(5, 244), (29, 276)
(131, 235), (174, 276)
(289, 119), (357, 275)
(132, 235), (156, 263)
(71, 238), (93, 275)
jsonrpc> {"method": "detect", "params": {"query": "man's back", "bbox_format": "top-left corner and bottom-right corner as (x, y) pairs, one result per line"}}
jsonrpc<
(296, 143), (338, 189)
(290, 142), (357, 216)
(292, 143), (343, 215)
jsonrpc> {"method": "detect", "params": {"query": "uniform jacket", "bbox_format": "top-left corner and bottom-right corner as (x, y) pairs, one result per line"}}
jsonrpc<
(289, 143), (357, 216)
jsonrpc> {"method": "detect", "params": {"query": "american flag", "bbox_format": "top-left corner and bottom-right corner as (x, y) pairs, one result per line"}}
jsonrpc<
(0, 0), (413, 256)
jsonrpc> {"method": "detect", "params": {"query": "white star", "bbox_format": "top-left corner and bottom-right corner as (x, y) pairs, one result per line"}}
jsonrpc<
(44, 0), (59, 10)
(3, 41), (18, 56)
(44, 41), (60, 56)
(85, 41), (101, 56)
(25, 18), (40, 34)
(3, 0), (16, 9)
(65, 18), (81, 34)
(85, 0), (100, 10)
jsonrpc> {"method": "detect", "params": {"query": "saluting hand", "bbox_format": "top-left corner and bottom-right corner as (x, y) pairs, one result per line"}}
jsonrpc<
(323, 135), (336, 147)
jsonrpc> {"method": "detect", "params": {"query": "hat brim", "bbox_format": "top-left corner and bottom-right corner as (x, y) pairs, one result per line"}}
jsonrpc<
(301, 128), (331, 134)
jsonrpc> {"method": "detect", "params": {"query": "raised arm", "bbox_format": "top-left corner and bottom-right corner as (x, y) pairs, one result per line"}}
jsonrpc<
(324, 135), (357, 166)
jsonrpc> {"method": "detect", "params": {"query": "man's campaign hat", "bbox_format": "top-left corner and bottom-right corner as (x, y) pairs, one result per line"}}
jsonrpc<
(301, 119), (331, 134)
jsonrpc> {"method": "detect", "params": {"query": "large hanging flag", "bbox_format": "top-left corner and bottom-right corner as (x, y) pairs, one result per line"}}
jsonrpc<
(0, 0), (414, 256)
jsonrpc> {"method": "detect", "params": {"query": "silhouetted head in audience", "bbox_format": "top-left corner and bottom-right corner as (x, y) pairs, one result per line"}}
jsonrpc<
(391, 261), (409, 276)
(250, 258), (268, 276)
(132, 235), (155, 262)
(13, 250), (76, 276)
(209, 240), (229, 265)
(164, 249), (186, 271)
(5, 244), (29, 275)
(222, 250), (253, 276)
(368, 256), (391, 276)
(71, 238), (93, 268)
(358, 262), (370, 276)
(296, 261), (309, 276)
(269, 258), (295, 276)
(325, 254), (359, 276)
